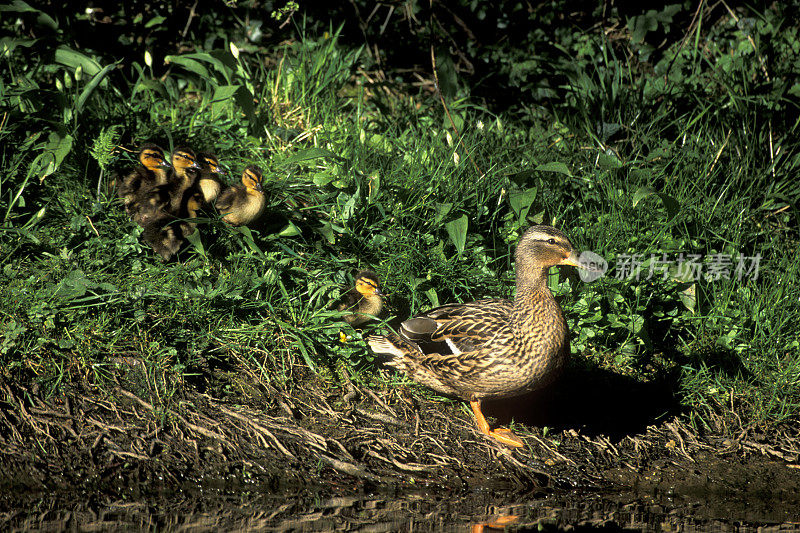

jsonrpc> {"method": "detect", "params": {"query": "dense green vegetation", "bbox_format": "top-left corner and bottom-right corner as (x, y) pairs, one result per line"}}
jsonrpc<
(2, 0), (798, 438)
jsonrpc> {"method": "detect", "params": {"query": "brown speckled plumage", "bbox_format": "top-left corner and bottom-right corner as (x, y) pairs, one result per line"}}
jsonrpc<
(367, 225), (584, 447)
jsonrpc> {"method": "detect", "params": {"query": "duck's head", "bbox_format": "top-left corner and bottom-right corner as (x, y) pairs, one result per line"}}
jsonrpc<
(515, 225), (585, 284)
(138, 145), (171, 171)
(198, 152), (227, 177)
(354, 270), (383, 298)
(241, 165), (264, 192)
(171, 146), (201, 176)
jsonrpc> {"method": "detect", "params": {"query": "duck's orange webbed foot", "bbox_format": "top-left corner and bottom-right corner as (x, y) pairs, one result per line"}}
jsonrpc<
(489, 428), (524, 448)
(471, 515), (520, 533)
(470, 400), (525, 448)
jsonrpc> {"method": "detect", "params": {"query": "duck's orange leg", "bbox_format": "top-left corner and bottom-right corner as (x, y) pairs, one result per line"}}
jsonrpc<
(469, 400), (524, 448)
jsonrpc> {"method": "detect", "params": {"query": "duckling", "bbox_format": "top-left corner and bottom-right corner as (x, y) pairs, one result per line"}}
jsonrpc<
(367, 225), (588, 448)
(115, 145), (171, 216)
(216, 165), (266, 226)
(164, 146), (203, 214)
(131, 146), (201, 226)
(141, 217), (195, 261)
(196, 152), (226, 204)
(139, 187), (200, 261)
(331, 270), (384, 326)
(137, 148), (206, 260)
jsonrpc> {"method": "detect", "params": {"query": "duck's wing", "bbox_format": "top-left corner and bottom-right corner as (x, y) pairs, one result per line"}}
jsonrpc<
(401, 299), (513, 355)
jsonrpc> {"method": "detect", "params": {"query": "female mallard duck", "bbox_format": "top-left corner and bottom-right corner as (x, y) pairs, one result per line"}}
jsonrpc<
(367, 225), (586, 448)
(196, 152), (226, 204)
(115, 145), (171, 216)
(331, 270), (384, 326)
(217, 165), (266, 226)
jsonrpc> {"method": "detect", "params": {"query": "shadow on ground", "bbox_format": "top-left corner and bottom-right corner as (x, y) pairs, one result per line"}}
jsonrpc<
(484, 367), (681, 440)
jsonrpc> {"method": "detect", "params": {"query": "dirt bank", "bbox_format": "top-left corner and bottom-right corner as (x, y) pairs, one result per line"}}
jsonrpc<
(1, 363), (799, 520)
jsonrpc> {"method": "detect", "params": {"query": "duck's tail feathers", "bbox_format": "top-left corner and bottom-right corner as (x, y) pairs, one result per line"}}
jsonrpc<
(366, 335), (406, 368)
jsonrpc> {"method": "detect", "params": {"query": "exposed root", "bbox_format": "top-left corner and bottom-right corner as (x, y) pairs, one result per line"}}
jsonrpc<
(0, 373), (798, 498)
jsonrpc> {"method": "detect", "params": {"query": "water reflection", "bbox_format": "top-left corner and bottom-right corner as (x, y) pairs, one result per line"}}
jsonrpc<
(2, 487), (799, 532)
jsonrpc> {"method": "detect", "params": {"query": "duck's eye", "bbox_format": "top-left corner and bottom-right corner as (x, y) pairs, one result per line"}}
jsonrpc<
(547, 238), (556, 245)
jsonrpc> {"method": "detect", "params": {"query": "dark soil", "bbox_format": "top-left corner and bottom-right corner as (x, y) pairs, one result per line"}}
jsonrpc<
(1, 362), (799, 530)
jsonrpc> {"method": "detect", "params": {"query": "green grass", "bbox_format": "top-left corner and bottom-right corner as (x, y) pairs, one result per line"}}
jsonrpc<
(1, 1), (799, 437)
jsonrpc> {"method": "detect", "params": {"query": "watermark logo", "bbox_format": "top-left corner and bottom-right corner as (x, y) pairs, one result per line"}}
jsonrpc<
(576, 251), (761, 283)
(578, 251), (608, 283)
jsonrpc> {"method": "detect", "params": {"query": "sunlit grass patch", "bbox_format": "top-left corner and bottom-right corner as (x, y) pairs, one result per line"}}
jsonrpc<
(1, 2), (799, 438)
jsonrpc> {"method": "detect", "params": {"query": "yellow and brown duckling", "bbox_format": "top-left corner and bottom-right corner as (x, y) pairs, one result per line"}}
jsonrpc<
(163, 146), (203, 215)
(137, 147), (204, 260)
(216, 165), (266, 226)
(367, 225), (587, 448)
(130, 146), (201, 226)
(331, 270), (384, 326)
(115, 145), (171, 217)
(196, 152), (226, 204)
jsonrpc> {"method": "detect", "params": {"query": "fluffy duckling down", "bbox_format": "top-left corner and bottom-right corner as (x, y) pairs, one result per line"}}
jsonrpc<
(115, 145), (171, 221)
(196, 152), (225, 204)
(216, 165), (266, 226)
(332, 270), (384, 326)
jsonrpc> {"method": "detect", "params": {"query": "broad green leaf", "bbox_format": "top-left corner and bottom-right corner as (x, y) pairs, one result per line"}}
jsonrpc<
(144, 15), (166, 28)
(0, 37), (37, 56)
(52, 270), (89, 301)
(278, 222), (301, 237)
(508, 187), (537, 218)
(316, 221), (335, 244)
(55, 46), (102, 77)
(133, 78), (168, 98)
(233, 86), (257, 126)
(212, 84), (240, 103)
(367, 175), (380, 202)
(445, 214), (468, 255)
(435, 47), (458, 99)
(632, 186), (656, 207)
(312, 173), (335, 187)
(679, 283), (696, 314)
(655, 193), (680, 219)
(424, 288), (440, 308)
(75, 63), (114, 113)
(29, 132), (73, 180)
(340, 193), (357, 222)
(234, 226), (264, 254)
(0, 1), (57, 30)
(164, 55), (210, 78)
(535, 161), (572, 176)
(597, 151), (623, 169)
(433, 202), (452, 225)
(0, 0), (39, 12)
(184, 229), (205, 257)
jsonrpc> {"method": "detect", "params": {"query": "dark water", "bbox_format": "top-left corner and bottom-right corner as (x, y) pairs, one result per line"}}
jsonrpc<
(3, 484), (800, 532)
